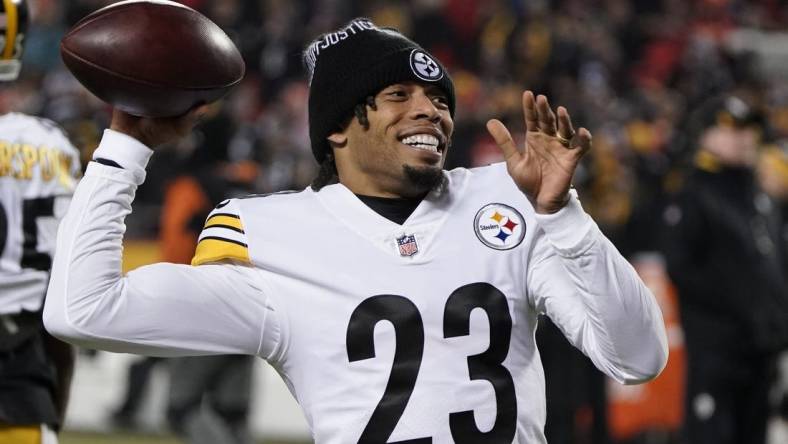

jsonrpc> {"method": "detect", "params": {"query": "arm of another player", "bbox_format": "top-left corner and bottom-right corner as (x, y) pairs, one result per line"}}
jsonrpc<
(43, 109), (278, 358)
(489, 92), (668, 384)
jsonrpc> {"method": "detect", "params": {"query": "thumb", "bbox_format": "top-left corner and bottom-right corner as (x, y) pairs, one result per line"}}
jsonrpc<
(486, 119), (520, 161)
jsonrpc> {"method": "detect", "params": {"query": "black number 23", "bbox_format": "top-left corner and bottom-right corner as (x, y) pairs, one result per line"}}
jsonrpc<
(346, 282), (516, 443)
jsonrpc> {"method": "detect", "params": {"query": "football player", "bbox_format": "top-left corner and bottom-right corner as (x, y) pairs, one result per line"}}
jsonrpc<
(0, 0), (81, 443)
(44, 19), (667, 443)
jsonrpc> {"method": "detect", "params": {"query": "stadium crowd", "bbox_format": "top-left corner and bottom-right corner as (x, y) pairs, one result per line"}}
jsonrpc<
(4, 0), (786, 245)
(5, 0), (788, 443)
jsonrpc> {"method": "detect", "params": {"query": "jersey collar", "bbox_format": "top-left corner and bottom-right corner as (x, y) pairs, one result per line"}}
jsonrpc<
(312, 170), (468, 258)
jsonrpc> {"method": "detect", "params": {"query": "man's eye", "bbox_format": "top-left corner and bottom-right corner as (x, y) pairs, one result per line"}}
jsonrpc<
(432, 96), (449, 107)
(388, 90), (407, 98)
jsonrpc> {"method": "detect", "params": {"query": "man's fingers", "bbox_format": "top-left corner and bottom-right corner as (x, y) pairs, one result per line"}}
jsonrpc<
(487, 119), (520, 160)
(187, 103), (211, 121)
(113, 103), (212, 147)
(523, 91), (539, 133)
(179, 104), (211, 131)
(536, 95), (557, 136)
(556, 106), (576, 141)
(576, 127), (593, 154)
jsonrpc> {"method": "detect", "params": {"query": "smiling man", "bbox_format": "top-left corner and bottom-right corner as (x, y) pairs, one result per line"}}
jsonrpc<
(43, 18), (668, 443)
(304, 22), (456, 201)
(328, 82), (451, 197)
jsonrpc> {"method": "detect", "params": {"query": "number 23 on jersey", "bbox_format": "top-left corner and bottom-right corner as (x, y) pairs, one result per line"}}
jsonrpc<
(346, 282), (517, 444)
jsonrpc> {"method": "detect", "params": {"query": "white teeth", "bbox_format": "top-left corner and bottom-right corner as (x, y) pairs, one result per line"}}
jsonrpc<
(401, 134), (440, 152)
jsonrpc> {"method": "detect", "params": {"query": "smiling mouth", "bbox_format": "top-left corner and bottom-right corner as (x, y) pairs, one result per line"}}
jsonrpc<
(400, 134), (441, 153)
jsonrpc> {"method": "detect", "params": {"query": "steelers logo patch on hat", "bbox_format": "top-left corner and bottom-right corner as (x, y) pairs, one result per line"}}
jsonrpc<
(474, 203), (526, 250)
(410, 49), (443, 81)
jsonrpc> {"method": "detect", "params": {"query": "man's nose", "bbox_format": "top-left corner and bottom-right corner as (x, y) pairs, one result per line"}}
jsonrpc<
(410, 92), (441, 122)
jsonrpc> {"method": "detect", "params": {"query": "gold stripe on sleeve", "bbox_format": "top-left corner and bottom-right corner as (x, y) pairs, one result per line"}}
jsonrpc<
(191, 237), (250, 266)
(205, 214), (244, 231)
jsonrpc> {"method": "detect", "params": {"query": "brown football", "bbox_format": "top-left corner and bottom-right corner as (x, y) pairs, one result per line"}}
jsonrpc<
(61, 0), (245, 117)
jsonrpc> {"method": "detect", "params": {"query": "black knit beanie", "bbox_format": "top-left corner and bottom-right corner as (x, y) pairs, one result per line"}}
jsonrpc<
(304, 18), (456, 163)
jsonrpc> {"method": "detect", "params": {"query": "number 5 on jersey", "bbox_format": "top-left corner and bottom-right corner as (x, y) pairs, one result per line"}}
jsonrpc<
(0, 197), (56, 271)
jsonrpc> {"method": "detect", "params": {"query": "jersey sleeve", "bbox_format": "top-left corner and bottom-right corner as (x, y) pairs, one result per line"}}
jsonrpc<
(43, 130), (280, 359)
(192, 199), (251, 266)
(527, 192), (668, 385)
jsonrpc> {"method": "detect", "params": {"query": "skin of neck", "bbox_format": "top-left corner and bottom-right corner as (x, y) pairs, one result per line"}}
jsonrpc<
(334, 151), (433, 198)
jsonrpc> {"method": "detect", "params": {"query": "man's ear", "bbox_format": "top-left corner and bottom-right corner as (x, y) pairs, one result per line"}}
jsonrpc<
(327, 131), (347, 147)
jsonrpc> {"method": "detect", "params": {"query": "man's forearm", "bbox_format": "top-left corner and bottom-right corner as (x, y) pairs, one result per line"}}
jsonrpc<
(531, 194), (669, 384)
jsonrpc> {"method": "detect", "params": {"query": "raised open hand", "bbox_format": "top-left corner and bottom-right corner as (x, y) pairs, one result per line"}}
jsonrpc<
(487, 91), (592, 214)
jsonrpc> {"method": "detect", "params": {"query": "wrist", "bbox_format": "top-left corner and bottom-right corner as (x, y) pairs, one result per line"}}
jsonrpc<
(109, 113), (154, 148)
(93, 129), (155, 173)
(534, 193), (570, 214)
(533, 191), (595, 253)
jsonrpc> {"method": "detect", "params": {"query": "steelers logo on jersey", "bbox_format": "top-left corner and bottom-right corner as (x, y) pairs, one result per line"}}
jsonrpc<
(474, 203), (526, 250)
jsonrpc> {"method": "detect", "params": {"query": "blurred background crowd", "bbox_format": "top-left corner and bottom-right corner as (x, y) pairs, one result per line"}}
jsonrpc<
(7, 0), (788, 443)
(6, 0), (788, 249)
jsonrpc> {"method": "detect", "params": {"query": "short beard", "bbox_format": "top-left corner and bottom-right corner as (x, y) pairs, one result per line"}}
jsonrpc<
(403, 165), (446, 195)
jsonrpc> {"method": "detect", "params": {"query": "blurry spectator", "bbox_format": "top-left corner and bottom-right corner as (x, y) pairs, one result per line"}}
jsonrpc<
(166, 354), (254, 444)
(254, 80), (314, 192)
(661, 95), (788, 444)
(22, 0), (67, 75)
(757, 143), (788, 203)
(158, 101), (257, 444)
(109, 356), (164, 429)
(537, 318), (610, 444)
(756, 143), (788, 435)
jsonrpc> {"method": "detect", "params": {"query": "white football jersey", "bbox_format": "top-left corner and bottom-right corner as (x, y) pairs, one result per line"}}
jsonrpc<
(44, 130), (668, 444)
(0, 113), (80, 314)
(192, 167), (559, 443)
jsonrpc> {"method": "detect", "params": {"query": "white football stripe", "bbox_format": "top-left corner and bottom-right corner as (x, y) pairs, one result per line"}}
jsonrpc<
(198, 226), (248, 245)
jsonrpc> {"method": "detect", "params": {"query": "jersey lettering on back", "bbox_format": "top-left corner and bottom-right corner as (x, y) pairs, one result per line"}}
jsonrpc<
(0, 113), (81, 314)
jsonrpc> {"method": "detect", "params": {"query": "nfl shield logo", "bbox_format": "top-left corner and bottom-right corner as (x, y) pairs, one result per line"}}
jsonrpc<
(396, 234), (419, 257)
